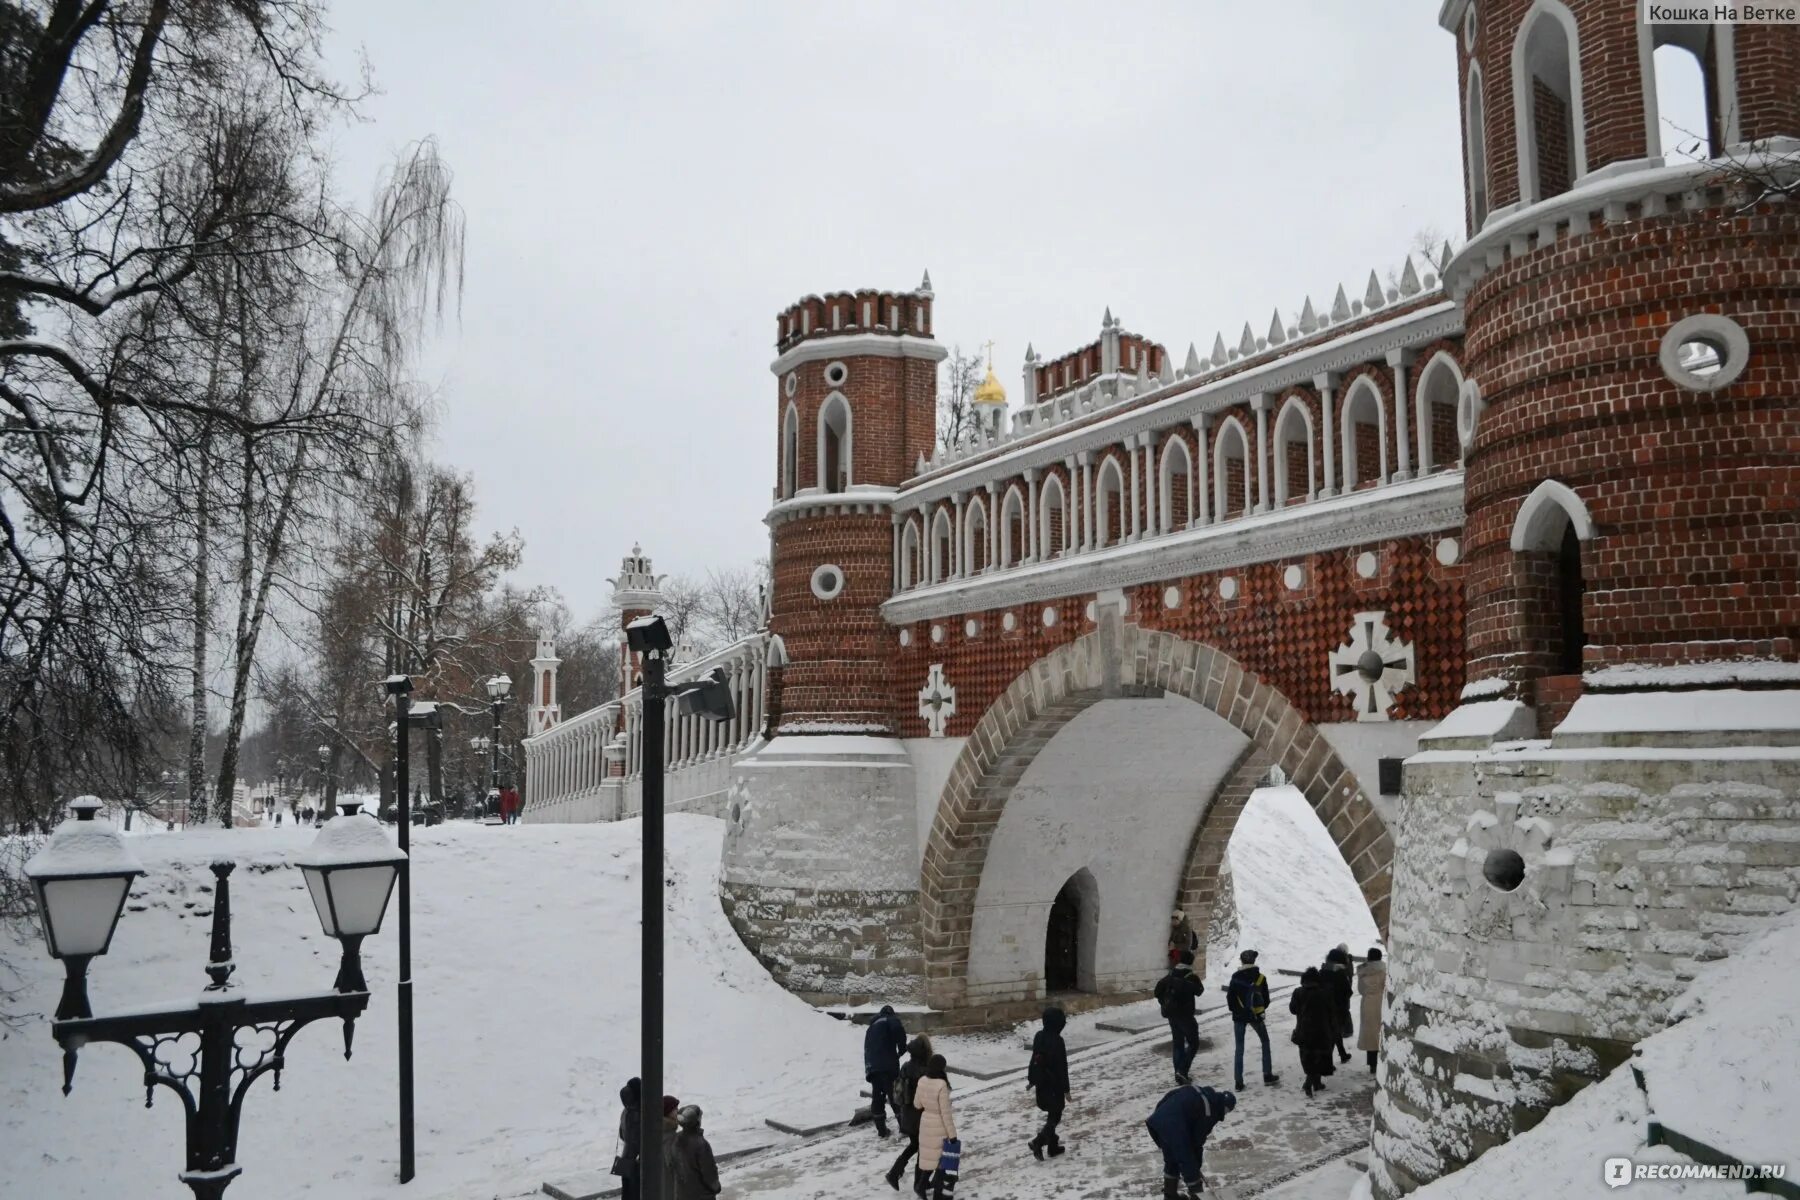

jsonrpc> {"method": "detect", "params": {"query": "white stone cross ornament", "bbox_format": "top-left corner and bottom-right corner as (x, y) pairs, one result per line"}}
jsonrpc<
(918, 664), (957, 738)
(1329, 610), (1416, 722)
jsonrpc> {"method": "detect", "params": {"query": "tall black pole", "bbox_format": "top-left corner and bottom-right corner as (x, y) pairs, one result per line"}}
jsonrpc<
(639, 652), (666, 1200)
(490, 701), (502, 799)
(388, 677), (416, 1184)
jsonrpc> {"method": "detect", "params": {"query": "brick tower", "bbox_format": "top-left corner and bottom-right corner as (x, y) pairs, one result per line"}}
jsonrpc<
(718, 275), (947, 1002)
(527, 634), (560, 736)
(608, 543), (664, 696)
(1374, 5), (1800, 1194)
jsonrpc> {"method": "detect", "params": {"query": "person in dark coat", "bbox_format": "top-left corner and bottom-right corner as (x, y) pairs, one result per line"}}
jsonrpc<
(1322, 945), (1355, 1064)
(665, 1104), (721, 1199)
(1225, 949), (1279, 1090)
(616, 1077), (643, 1200)
(659, 1095), (680, 1198)
(1154, 949), (1205, 1083)
(1145, 1083), (1235, 1198)
(1289, 967), (1339, 1096)
(1026, 1006), (1070, 1160)
(864, 1004), (908, 1138)
(885, 1034), (934, 1190)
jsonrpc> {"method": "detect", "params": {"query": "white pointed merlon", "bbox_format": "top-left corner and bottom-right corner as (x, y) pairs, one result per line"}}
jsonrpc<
(1331, 285), (1351, 322)
(917, 269), (933, 295)
(1103, 306), (1115, 329)
(1399, 257), (1422, 296)
(1268, 309), (1286, 346)
(1211, 333), (1228, 367)
(1238, 323), (1257, 358)
(1365, 270), (1385, 310)
(1024, 342), (1038, 363)
(1158, 353), (1174, 386)
(1136, 353), (1151, 387)
(1439, 241), (1453, 271)
(1299, 296), (1319, 334)
(1184, 342), (1203, 376)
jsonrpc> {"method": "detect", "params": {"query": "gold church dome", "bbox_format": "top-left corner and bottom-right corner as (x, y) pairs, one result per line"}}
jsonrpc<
(973, 363), (1007, 407)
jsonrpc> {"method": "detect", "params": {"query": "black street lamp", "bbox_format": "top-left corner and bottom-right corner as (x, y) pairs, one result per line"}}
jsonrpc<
(317, 744), (332, 826)
(624, 615), (736, 1200)
(484, 674), (511, 813)
(24, 796), (403, 1200)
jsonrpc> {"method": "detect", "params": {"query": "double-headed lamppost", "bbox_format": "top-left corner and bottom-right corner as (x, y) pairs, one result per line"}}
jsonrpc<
(624, 614), (736, 1200)
(318, 743), (332, 825)
(485, 674), (511, 809)
(25, 796), (404, 1199)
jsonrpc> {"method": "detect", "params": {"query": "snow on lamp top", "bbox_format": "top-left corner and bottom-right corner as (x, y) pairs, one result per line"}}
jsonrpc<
(296, 804), (405, 939)
(24, 796), (145, 959)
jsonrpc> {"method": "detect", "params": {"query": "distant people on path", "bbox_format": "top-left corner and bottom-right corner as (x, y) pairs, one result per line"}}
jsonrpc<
(665, 1104), (720, 1199)
(1154, 948), (1204, 1083)
(864, 1004), (908, 1139)
(1322, 944), (1355, 1064)
(1226, 949), (1279, 1091)
(1145, 1083), (1235, 1199)
(500, 784), (522, 824)
(1358, 947), (1386, 1072)
(1026, 1005), (1070, 1160)
(913, 1054), (957, 1198)
(1289, 967), (1338, 1097)
(614, 1077), (642, 1200)
(885, 1034), (934, 1190)
(1167, 910), (1197, 966)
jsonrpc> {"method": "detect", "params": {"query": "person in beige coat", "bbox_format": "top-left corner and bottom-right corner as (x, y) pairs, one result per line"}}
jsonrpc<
(1357, 947), (1386, 1071)
(912, 1055), (957, 1198)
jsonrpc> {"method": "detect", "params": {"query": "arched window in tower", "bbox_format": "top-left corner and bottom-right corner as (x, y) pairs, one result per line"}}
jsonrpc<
(1040, 475), (1067, 558)
(1465, 66), (1489, 229)
(1648, 22), (1728, 160)
(1094, 457), (1125, 547)
(1510, 479), (1596, 681)
(1213, 418), (1251, 520)
(1556, 523), (1586, 675)
(818, 393), (851, 493)
(930, 508), (954, 584)
(1273, 397), (1316, 506)
(1414, 353), (1464, 475)
(1000, 486), (1026, 568)
(1340, 377), (1389, 491)
(964, 496), (990, 575)
(1513, 1), (1586, 203)
(1158, 437), (1192, 534)
(781, 403), (798, 499)
(900, 520), (922, 590)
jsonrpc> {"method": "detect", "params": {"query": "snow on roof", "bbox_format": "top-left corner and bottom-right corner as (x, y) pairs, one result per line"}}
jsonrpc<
(295, 813), (406, 868)
(1558, 688), (1800, 736)
(25, 813), (145, 878)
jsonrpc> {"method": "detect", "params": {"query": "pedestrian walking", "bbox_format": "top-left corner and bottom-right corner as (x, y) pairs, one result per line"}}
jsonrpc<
(1225, 949), (1279, 1090)
(1357, 947), (1386, 1072)
(660, 1095), (680, 1198)
(1289, 967), (1338, 1096)
(1145, 1083), (1236, 1198)
(1322, 944), (1355, 1064)
(613, 1077), (642, 1200)
(1026, 1005), (1070, 1160)
(885, 1034), (933, 1190)
(500, 784), (522, 824)
(913, 1055), (957, 1198)
(1167, 910), (1196, 967)
(864, 1004), (908, 1139)
(1154, 948), (1204, 1083)
(665, 1104), (720, 1199)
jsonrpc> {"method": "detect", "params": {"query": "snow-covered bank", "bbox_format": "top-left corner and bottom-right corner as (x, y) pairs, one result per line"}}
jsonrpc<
(0, 816), (858, 1200)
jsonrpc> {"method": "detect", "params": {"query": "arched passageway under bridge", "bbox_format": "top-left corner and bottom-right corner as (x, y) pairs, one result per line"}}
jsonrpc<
(918, 611), (1392, 1012)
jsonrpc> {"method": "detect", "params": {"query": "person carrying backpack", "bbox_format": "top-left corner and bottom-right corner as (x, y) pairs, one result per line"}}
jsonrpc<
(1153, 949), (1204, 1083)
(864, 1004), (908, 1139)
(1026, 1005), (1070, 1160)
(1225, 949), (1279, 1090)
(1145, 1083), (1236, 1198)
(884, 1034), (933, 1190)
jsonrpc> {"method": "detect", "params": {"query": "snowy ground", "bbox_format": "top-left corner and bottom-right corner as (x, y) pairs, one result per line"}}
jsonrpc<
(0, 786), (1385, 1200)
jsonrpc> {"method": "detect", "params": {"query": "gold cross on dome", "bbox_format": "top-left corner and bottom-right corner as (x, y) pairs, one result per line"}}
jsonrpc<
(982, 338), (996, 368)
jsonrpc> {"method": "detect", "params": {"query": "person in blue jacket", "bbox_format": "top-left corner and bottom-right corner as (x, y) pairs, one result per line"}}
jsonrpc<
(864, 1004), (909, 1138)
(1145, 1083), (1236, 1198)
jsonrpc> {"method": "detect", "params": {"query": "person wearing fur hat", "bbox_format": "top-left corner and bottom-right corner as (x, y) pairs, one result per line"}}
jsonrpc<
(1145, 1083), (1236, 1198)
(665, 1104), (720, 1199)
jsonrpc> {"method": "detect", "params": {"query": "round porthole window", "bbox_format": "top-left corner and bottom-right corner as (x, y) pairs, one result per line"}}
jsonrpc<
(823, 361), (849, 388)
(1042, 606), (1059, 628)
(898, 629), (912, 647)
(930, 624), (945, 644)
(964, 618), (981, 638)
(1163, 586), (1182, 609)
(1002, 612), (1017, 632)
(1355, 551), (1379, 579)
(1457, 378), (1484, 452)
(1463, 2), (1477, 50)
(1218, 576), (1239, 601)
(1436, 537), (1461, 566)
(1085, 600), (1097, 623)
(783, 371), (798, 398)
(810, 564), (845, 600)
(1283, 564), (1305, 591)
(1659, 314), (1749, 393)
(1482, 848), (1526, 892)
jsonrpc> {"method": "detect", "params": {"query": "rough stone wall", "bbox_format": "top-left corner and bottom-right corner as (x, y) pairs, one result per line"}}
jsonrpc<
(1371, 739), (1800, 1197)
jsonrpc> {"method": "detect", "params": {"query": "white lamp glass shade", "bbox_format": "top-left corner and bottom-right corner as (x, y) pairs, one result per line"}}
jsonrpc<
(36, 875), (134, 958)
(302, 866), (340, 937)
(304, 862), (399, 938)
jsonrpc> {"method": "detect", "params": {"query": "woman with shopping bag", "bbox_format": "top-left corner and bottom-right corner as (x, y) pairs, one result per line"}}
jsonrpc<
(912, 1054), (960, 1197)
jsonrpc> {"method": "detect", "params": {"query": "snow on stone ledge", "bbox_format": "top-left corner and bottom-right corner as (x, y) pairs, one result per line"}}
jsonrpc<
(1557, 689), (1800, 736)
(1419, 700), (1534, 746)
(295, 814), (405, 868)
(1585, 660), (1800, 690)
(25, 810), (144, 878)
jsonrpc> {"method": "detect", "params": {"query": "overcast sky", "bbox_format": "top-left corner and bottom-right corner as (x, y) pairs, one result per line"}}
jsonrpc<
(318, 2), (1465, 625)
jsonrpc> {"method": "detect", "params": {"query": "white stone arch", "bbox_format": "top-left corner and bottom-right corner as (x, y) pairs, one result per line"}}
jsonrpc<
(1272, 395), (1316, 506)
(1039, 474), (1068, 557)
(781, 402), (799, 498)
(1466, 64), (1489, 230)
(929, 507), (954, 583)
(1094, 455), (1126, 547)
(817, 391), (852, 492)
(1156, 436), (1193, 534)
(1414, 351), (1465, 474)
(1212, 416), (1252, 519)
(1510, 479), (1596, 552)
(1340, 375), (1389, 490)
(900, 517), (923, 589)
(1511, 0), (1588, 204)
(963, 493), (991, 576)
(1000, 484), (1027, 568)
(1638, 17), (1738, 158)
